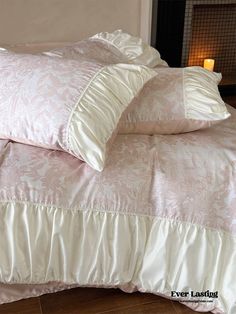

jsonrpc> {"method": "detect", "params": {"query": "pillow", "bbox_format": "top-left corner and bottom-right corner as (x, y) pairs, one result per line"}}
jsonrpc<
(43, 37), (125, 65)
(119, 66), (230, 135)
(44, 29), (168, 67)
(0, 52), (156, 171)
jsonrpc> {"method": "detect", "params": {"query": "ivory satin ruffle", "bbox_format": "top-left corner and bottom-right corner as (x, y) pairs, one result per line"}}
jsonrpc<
(67, 63), (156, 171)
(91, 29), (168, 67)
(119, 67), (230, 135)
(0, 201), (235, 314)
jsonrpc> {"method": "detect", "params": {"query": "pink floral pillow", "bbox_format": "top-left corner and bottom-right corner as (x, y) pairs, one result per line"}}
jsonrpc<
(0, 52), (156, 171)
(119, 66), (230, 135)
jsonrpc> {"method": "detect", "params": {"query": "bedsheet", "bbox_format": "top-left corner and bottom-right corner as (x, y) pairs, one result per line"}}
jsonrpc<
(0, 105), (236, 313)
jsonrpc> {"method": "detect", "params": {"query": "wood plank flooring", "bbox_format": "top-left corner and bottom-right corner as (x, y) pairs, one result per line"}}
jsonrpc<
(0, 287), (210, 314)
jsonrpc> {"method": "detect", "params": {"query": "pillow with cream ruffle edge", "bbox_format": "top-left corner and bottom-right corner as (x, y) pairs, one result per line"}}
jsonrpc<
(90, 29), (168, 68)
(42, 30), (168, 68)
(0, 51), (157, 172)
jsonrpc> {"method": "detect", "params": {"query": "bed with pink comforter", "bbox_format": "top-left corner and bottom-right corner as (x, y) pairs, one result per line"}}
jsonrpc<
(0, 105), (235, 314)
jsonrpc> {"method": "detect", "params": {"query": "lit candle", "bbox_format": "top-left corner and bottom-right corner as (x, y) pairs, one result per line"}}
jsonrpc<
(204, 59), (215, 71)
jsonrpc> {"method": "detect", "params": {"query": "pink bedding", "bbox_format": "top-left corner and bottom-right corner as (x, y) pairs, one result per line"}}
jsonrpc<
(0, 52), (155, 171)
(0, 105), (236, 314)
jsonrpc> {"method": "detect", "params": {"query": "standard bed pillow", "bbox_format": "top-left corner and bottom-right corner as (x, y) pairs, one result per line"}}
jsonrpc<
(44, 29), (168, 67)
(119, 66), (230, 135)
(0, 52), (156, 171)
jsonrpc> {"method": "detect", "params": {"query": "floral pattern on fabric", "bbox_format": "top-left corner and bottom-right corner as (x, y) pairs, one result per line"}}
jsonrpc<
(0, 105), (236, 234)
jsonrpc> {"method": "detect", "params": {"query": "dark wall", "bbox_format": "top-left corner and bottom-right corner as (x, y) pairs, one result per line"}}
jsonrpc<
(153, 0), (186, 67)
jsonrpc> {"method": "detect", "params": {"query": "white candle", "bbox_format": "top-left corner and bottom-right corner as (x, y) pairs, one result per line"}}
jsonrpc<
(204, 59), (215, 71)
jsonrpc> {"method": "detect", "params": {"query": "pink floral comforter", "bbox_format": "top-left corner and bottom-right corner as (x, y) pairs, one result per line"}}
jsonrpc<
(0, 105), (236, 314)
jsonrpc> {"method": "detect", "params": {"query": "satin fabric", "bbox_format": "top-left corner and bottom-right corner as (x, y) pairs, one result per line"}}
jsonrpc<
(0, 105), (236, 313)
(0, 52), (156, 171)
(91, 29), (168, 67)
(68, 64), (156, 170)
(119, 67), (230, 135)
(44, 30), (168, 68)
(0, 205), (233, 314)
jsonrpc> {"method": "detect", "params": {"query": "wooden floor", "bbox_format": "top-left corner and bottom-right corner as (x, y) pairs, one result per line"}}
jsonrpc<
(0, 287), (211, 314)
(1, 95), (235, 314)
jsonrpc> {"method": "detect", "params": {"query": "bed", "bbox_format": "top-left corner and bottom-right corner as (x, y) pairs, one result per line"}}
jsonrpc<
(0, 102), (235, 313)
(0, 30), (235, 314)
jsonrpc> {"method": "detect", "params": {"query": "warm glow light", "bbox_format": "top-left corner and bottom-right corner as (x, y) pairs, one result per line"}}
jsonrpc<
(204, 59), (215, 71)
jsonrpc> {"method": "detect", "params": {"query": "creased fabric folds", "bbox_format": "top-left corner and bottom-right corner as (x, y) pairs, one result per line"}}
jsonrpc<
(0, 201), (235, 313)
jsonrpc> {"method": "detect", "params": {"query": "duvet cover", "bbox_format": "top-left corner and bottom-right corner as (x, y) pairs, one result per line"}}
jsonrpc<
(0, 105), (236, 314)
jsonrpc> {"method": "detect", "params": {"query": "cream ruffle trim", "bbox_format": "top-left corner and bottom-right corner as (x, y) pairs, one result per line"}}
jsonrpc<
(183, 67), (230, 121)
(91, 29), (168, 68)
(66, 63), (156, 171)
(0, 201), (235, 313)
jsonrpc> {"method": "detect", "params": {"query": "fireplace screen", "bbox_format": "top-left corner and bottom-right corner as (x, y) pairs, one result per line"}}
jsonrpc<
(187, 3), (236, 76)
(180, 0), (236, 86)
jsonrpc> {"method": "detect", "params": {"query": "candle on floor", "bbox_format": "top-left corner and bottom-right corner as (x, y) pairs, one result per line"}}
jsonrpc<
(204, 59), (215, 71)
